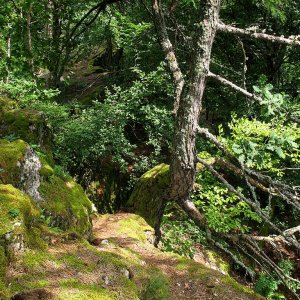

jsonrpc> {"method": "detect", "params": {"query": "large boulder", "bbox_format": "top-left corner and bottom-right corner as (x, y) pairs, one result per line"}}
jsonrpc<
(0, 97), (51, 149)
(127, 163), (170, 227)
(0, 139), (92, 237)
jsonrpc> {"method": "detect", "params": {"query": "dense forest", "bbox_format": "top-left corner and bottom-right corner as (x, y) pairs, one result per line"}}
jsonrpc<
(0, 0), (300, 299)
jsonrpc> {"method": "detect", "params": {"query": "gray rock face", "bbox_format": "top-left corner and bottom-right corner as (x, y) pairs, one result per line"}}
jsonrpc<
(20, 148), (42, 202)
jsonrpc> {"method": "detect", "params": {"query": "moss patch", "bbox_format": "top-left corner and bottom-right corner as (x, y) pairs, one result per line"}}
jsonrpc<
(39, 176), (92, 236)
(176, 256), (259, 299)
(116, 214), (153, 242)
(0, 139), (28, 185)
(0, 184), (39, 237)
(206, 250), (230, 274)
(57, 280), (117, 300)
(0, 246), (9, 300)
(127, 164), (170, 227)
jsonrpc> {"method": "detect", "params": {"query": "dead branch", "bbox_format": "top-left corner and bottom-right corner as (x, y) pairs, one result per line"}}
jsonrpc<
(218, 23), (300, 47)
(208, 71), (261, 102)
(152, 0), (184, 114)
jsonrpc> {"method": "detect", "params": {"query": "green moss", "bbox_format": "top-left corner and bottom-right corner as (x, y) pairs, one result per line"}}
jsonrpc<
(127, 164), (170, 227)
(25, 227), (48, 250)
(39, 156), (54, 179)
(8, 249), (55, 293)
(176, 256), (259, 299)
(1, 109), (44, 144)
(141, 271), (170, 300)
(0, 139), (28, 184)
(0, 97), (52, 151)
(39, 176), (92, 236)
(220, 276), (258, 298)
(61, 253), (96, 272)
(0, 246), (9, 300)
(0, 184), (40, 236)
(206, 250), (230, 274)
(116, 214), (153, 242)
(176, 257), (211, 281)
(58, 280), (117, 300)
(22, 249), (56, 270)
(0, 97), (17, 110)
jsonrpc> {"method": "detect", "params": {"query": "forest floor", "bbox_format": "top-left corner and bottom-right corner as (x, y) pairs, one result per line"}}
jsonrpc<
(8, 213), (263, 300)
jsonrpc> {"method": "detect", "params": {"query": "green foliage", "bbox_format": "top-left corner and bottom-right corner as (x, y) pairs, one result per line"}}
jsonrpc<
(194, 170), (261, 233)
(29, 100), (69, 132)
(56, 65), (173, 184)
(161, 210), (207, 258)
(53, 165), (71, 181)
(141, 273), (170, 300)
(253, 82), (286, 118)
(255, 260), (300, 299)
(0, 77), (60, 104)
(8, 207), (20, 219)
(222, 114), (300, 172)
(255, 274), (284, 300)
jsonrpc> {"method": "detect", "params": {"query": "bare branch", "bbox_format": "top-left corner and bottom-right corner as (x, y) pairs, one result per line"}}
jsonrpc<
(218, 23), (300, 46)
(152, 0), (184, 114)
(69, 0), (120, 43)
(208, 71), (261, 102)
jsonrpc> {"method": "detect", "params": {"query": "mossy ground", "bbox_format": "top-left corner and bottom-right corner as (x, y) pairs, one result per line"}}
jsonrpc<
(3, 213), (263, 300)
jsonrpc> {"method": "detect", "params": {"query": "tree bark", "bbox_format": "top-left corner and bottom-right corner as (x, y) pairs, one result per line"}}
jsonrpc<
(169, 0), (221, 205)
(27, 1), (34, 73)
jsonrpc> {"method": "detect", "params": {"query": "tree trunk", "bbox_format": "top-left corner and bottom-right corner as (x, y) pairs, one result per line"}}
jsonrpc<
(169, 0), (220, 208)
(27, 1), (34, 73)
(5, 33), (11, 83)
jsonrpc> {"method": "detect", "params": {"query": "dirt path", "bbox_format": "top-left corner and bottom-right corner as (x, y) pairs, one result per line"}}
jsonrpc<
(7, 213), (263, 300)
(92, 213), (262, 300)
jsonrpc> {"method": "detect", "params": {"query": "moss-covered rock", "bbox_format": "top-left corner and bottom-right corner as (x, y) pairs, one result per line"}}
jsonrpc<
(0, 138), (92, 237)
(0, 139), (28, 185)
(0, 184), (41, 256)
(127, 164), (170, 227)
(39, 176), (93, 237)
(0, 97), (52, 152)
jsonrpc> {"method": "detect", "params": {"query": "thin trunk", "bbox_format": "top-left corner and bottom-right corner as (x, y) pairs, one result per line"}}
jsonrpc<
(5, 33), (11, 83)
(49, 0), (62, 87)
(169, 0), (221, 209)
(27, 1), (34, 73)
(152, 0), (184, 114)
